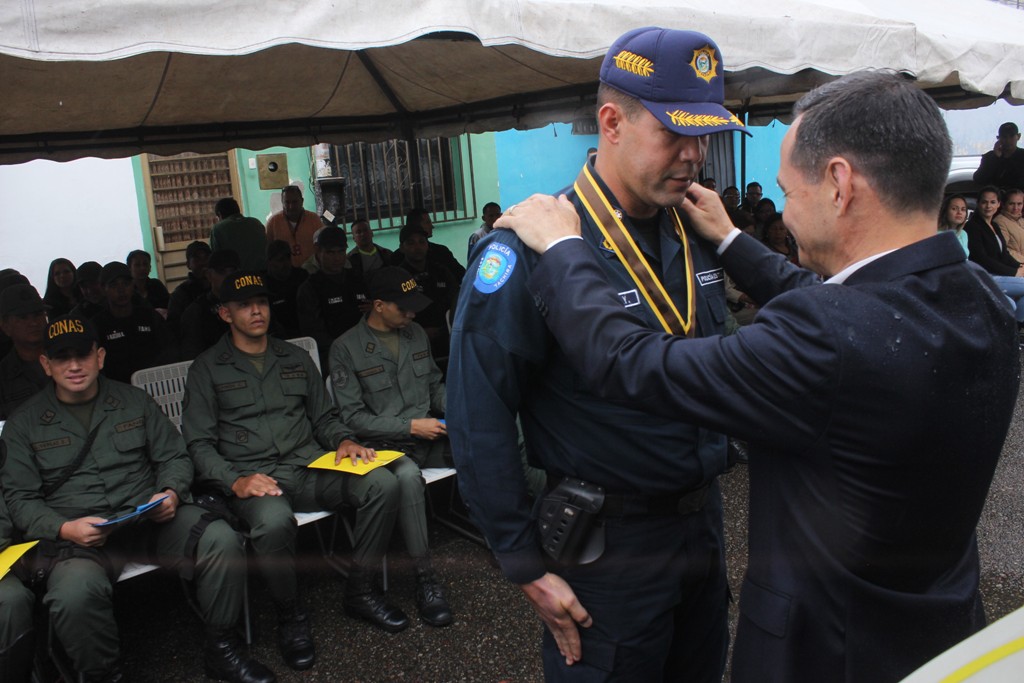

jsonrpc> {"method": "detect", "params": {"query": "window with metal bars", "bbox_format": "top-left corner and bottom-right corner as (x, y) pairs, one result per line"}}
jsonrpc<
(323, 137), (470, 229)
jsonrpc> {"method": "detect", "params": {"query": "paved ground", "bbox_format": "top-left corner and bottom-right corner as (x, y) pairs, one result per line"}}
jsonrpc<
(105, 389), (1024, 682)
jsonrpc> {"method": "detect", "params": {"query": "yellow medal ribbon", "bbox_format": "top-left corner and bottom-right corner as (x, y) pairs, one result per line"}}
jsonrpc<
(574, 164), (696, 337)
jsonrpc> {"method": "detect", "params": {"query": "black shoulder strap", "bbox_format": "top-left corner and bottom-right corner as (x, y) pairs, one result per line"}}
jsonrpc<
(41, 423), (102, 498)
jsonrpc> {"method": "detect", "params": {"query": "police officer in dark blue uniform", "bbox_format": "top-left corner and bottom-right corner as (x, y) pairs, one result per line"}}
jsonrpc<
(447, 27), (749, 682)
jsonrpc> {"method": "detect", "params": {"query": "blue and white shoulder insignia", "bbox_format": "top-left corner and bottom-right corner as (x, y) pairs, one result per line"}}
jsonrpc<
(473, 241), (518, 294)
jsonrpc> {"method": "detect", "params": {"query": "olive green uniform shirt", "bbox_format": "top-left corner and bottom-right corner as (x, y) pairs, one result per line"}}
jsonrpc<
(328, 318), (445, 441)
(182, 334), (352, 494)
(0, 378), (192, 541)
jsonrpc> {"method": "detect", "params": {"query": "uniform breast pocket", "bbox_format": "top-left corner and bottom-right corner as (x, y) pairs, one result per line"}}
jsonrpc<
(216, 387), (256, 410)
(705, 290), (729, 327)
(411, 352), (432, 378)
(34, 445), (75, 474)
(279, 378), (309, 399)
(112, 427), (146, 453)
(358, 370), (394, 394)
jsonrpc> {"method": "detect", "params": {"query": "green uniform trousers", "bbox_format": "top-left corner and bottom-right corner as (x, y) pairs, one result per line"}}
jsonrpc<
(231, 464), (400, 609)
(0, 574), (33, 648)
(390, 457), (429, 558)
(43, 505), (244, 678)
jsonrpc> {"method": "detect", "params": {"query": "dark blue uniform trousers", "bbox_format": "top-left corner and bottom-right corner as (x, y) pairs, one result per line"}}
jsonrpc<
(542, 484), (729, 682)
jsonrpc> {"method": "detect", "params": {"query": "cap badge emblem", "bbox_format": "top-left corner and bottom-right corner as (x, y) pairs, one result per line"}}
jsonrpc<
(690, 45), (718, 83)
(613, 50), (654, 77)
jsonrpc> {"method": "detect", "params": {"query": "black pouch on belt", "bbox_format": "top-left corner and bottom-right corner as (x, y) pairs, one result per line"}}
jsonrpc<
(538, 478), (606, 567)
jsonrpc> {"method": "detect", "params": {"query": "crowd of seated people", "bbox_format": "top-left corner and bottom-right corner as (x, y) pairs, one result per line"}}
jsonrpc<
(0, 197), (475, 682)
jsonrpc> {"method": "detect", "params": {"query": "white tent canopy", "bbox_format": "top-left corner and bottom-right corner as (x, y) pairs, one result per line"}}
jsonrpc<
(2, 0), (1022, 163)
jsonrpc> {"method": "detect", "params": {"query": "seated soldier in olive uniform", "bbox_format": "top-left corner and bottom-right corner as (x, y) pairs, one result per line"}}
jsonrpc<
(0, 316), (274, 683)
(0, 492), (35, 683)
(329, 267), (453, 627)
(182, 272), (407, 673)
(0, 284), (50, 420)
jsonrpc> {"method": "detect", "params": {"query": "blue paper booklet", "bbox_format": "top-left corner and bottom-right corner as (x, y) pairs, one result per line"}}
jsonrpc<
(92, 495), (169, 527)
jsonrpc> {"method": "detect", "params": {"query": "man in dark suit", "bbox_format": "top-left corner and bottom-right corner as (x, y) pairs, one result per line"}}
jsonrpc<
(499, 71), (1020, 682)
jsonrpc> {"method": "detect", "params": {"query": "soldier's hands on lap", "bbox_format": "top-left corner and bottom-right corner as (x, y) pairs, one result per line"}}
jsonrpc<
(680, 183), (738, 245)
(411, 418), (446, 440)
(520, 572), (593, 666)
(147, 489), (179, 523)
(336, 439), (376, 466)
(231, 473), (282, 498)
(59, 517), (113, 547)
(496, 194), (580, 253)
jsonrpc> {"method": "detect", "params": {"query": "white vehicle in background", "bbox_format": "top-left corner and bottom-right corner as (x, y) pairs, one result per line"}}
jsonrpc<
(946, 155), (983, 210)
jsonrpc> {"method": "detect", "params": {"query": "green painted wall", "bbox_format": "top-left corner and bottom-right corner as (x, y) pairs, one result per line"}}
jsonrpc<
(234, 146), (316, 223)
(234, 135), (499, 270)
(130, 157), (157, 276)
(136, 135), (499, 272)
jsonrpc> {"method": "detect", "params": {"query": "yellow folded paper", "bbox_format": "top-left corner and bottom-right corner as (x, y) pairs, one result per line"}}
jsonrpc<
(307, 449), (405, 475)
(0, 540), (38, 580)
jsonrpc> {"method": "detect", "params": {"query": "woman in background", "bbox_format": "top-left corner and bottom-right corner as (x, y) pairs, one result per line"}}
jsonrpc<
(938, 194), (969, 256)
(127, 249), (170, 314)
(42, 257), (76, 317)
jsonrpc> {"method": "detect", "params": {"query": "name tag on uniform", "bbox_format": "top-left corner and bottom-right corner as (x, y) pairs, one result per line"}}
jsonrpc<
(617, 289), (641, 308)
(31, 437), (71, 452)
(696, 269), (724, 287)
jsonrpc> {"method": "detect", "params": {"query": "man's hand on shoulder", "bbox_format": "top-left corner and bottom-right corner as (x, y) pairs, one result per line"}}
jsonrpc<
(59, 517), (113, 547)
(680, 183), (739, 246)
(231, 473), (283, 498)
(496, 194), (581, 254)
(335, 439), (377, 466)
(520, 572), (593, 667)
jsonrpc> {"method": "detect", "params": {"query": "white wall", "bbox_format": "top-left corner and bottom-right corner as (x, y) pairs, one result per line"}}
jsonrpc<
(0, 157), (143, 293)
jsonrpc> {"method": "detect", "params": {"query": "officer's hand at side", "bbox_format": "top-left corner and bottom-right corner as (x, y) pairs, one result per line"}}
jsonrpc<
(231, 473), (283, 498)
(680, 183), (737, 246)
(520, 572), (593, 666)
(59, 517), (113, 547)
(496, 194), (580, 254)
(336, 439), (377, 466)
(411, 418), (446, 440)
(147, 489), (179, 523)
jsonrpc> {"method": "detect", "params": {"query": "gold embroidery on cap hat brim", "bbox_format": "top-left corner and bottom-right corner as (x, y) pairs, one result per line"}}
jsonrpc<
(613, 51), (654, 77)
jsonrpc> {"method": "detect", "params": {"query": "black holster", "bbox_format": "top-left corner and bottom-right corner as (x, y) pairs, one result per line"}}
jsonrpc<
(538, 478), (606, 567)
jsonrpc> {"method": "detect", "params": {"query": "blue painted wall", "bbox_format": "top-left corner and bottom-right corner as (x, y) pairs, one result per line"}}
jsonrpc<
(494, 123), (598, 205)
(739, 121), (789, 211)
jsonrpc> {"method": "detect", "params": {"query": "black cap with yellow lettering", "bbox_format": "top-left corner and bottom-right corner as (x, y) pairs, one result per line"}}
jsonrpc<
(44, 316), (98, 357)
(366, 266), (432, 313)
(218, 270), (270, 304)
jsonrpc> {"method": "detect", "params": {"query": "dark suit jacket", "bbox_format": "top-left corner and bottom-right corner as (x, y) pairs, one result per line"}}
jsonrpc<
(965, 212), (1019, 276)
(528, 231), (1020, 682)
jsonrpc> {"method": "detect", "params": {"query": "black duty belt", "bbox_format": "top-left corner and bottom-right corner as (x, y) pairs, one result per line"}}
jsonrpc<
(543, 476), (710, 518)
(601, 484), (710, 517)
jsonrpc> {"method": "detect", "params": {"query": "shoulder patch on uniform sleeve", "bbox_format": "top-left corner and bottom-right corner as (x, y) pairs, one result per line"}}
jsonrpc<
(331, 366), (348, 390)
(473, 241), (518, 294)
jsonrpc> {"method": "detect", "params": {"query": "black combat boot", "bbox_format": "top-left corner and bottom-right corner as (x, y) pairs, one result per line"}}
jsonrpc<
(204, 629), (276, 682)
(414, 561), (453, 627)
(343, 567), (409, 633)
(276, 607), (315, 671)
(0, 631), (34, 683)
